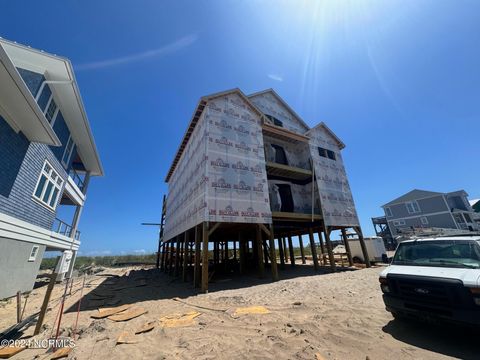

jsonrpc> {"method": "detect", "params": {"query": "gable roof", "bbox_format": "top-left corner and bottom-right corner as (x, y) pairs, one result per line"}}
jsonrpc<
(305, 122), (346, 150)
(248, 88), (310, 131)
(382, 189), (443, 207)
(164, 88), (266, 182)
(1, 39), (104, 176)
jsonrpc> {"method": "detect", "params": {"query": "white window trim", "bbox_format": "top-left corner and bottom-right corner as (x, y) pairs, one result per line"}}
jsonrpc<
(406, 201), (421, 214)
(32, 160), (64, 212)
(28, 245), (40, 262)
(420, 216), (428, 225)
(35, 85), (59, 126)
(385, 207), (393, 218)
(61, 135), (75, 169)
(393, 219), (406, 226)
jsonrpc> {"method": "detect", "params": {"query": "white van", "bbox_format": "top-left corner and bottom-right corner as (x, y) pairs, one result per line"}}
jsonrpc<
(379, 236), (480, 326)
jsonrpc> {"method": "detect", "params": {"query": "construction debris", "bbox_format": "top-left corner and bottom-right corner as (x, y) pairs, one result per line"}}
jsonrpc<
(90, 304), (131, 319)
(158, 312), (201, 328)
(0, 346), (26, 359)
(135, 321), (156, 334)
(50, 347), (72, 360)
(108, 307), (147, 322)
(233, 306), (270, 316)
(116, 331), (138, 345)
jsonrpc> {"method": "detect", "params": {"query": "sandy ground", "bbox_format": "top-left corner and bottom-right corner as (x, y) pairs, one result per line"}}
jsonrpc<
(0, 264), (478, 360)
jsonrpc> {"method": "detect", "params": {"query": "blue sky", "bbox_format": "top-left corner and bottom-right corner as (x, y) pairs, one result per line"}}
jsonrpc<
(2, 1), (479, 255)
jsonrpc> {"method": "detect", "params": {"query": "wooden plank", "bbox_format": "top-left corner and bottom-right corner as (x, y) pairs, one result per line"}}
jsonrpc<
(208, 222), (221, 237)
(308, 228), (319, 271)
(174, 236), (181, 277)
(0, 346), (26, 358)
(259, 223), (270, 237)
(255, 225), (265, 278)
(298, 234), (306, 264)
(268, 224), (279, 281)
(271, 211), (322, 221)
(288, 236), (295, 266)
(34, 271), (57, 335)
(201, 222), (209, 293)
(50, 347), (72, 359)
(91, 304), (131, 319)
(108, 307), (147, 322)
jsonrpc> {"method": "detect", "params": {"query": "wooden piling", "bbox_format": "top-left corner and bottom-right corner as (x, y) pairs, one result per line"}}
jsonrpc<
(201, 222), (209, 293)
(341, 228), (354, 266)
(298, 234), (306, 264)
(255, 225), (265, 278)
(278, 237), (285, 269)
(182, 230), (189, 282)
(268, 224), (279, 281)
(194, 225), (201, 288)
(287, 235), (295, 266)
(308, 228), (319, 271)
(323, 228), (336, 271)
(282, 237), (288, 263)
(354, 226), (371, 268)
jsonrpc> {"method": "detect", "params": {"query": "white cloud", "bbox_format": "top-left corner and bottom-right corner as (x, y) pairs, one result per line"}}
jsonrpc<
(268, 73), (284, 82)
(76, 33), (198, 71)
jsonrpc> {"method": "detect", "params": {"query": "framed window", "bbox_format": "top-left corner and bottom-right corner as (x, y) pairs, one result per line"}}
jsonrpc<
(28, 245), (40, 262)
(326, 150), (336, 160)
(420, 216), (428, 225)
(393, 219), (406, 226)
(406, 201), (420, 214)
(45, 98), (59, 125)
(33, 160), (63, 211)
(61, 136), (75, 168)
(265, 114), (283, 127)
(385, 207), (393, 217)
(318, 147), (336, 161)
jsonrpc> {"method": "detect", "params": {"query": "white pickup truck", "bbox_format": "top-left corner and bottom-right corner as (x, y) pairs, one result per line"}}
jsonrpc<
(379, 236), (480, 326)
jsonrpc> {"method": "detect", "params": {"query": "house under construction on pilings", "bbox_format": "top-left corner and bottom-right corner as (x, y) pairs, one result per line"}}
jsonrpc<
(159, 88), (370, 292)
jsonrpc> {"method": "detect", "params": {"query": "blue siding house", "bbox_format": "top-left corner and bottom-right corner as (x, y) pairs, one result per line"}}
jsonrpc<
(0, 39), (103, 299)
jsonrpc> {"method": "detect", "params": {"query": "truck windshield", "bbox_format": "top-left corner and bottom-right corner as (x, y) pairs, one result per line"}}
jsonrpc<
(392, 240), (480, 269)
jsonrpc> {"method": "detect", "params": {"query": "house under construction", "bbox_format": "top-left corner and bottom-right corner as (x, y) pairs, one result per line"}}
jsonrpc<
(159, 88), (370, 292)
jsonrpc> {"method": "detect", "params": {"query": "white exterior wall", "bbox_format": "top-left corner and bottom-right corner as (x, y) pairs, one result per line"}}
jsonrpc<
(205, 93), (272, 224)
(249, 92), (308, 134)
(164, 111), (208, 241)
(309, 126), (360, 227)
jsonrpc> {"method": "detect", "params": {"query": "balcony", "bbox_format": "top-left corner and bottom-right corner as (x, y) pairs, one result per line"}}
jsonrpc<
(63, 169), (86, 206)
(52, 218), (81, 240)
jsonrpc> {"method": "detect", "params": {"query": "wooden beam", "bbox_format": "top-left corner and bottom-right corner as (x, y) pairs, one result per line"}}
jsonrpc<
(287, 235), (295, 266)
(341, 228), (354, 267)
(354, 226), (371, 268)
(308, 228), (319, 271)
(272, 211), (322, 221)
(208, 222), (221, 237)
(323, 228), (336, 272)
(168, 240), (174, 274)
(259, 223), (270, 237)
(256, 225), (265, 278)
(298, 234), (306, 264)
(268, 224), (279, 281)
(263, 239), (269, 266)
(202, 222), (209, 293)
(194, 225), (201, 288)
(182, 230), (189, 282)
